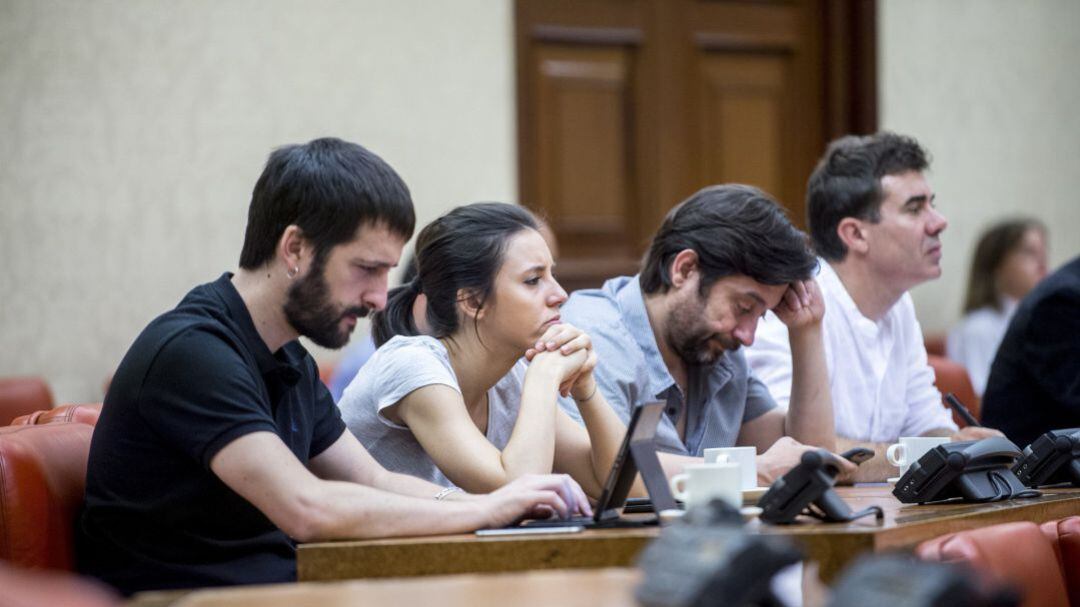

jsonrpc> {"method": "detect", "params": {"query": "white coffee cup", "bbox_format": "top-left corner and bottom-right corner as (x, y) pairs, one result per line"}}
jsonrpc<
(704, 446), (757, 490)
(886, 436), (950, 476)
(669, 462), (741, 509)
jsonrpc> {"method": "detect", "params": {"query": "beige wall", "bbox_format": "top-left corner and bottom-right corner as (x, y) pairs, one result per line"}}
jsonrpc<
(4, 1), (1078, 402)
(879, 0), (1080, 332)
(0, 0), (517, 403)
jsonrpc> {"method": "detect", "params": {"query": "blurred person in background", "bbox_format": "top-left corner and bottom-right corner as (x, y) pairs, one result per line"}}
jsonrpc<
(947, 218), (1048, 395)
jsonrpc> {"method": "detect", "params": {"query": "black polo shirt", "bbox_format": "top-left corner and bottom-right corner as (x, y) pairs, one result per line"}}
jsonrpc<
(77, 273), (346, 595)
(982, 256), (1080, 448)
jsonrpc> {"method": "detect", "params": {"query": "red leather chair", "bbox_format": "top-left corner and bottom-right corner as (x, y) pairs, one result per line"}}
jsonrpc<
(0, 376), (54, 425)
(924, 333), (947, 357)
(1041, 517), (1080, 607)
(0, 423), (94, 570)
(11, 403), (103, 427)
(916, 521), (1069, 607)
(927, 354), (981, 427)
(0, 561), (118, 606)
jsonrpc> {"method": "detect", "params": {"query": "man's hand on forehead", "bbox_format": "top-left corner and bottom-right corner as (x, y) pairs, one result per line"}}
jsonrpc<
(772, 279), (825, 329)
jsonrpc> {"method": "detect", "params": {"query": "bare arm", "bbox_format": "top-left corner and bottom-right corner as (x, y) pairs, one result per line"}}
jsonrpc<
(210, 432), (582, 542)
(834, 436), (896, 483)
(396, 352), (584, 494)
(308, 431), (455, 499)
(777, 280), (836, 451)
(552, 389), (632, 498)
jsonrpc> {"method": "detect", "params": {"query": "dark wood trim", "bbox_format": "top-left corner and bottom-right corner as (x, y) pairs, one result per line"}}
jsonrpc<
(823, 0), (877, 137)
(531, 24), (643, 46)
(693, 31), (796, 53)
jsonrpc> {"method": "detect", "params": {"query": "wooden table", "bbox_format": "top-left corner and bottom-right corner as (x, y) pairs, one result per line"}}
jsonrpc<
(131, 569), (639, 607)
(298, 486), (1080, 584)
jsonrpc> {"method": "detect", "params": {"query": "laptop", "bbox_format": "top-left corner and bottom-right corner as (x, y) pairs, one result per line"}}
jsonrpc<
(518, 401), (677, 528)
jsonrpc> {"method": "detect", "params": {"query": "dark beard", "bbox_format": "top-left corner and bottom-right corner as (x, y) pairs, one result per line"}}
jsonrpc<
(666, 294), (740, 366)
(283, 257), (370, 349)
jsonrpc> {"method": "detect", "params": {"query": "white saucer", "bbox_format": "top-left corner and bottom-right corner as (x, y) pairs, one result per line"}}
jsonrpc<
(886, 476), (901, 484)
(740, 505), (763, 521)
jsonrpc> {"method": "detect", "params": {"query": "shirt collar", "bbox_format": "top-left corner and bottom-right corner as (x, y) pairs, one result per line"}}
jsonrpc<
(615, 276), (680, 400)
(818, 259), (872, 322)
(210, 272), (302, 386)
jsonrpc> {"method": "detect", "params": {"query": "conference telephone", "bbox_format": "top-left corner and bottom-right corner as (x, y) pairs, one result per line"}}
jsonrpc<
(892, 437), (1040, 504)
(1013, 428), (1080, 488)
(759, 449), (883, 524)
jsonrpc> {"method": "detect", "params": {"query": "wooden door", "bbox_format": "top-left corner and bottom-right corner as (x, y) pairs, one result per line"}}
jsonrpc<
(516, 0), (876, 291)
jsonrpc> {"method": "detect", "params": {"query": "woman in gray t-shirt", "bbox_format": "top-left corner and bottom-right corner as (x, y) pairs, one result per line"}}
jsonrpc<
(338, 203), (629, 498)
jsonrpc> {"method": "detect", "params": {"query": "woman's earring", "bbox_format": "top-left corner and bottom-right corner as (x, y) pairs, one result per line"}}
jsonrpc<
(286, 266), (299, 279)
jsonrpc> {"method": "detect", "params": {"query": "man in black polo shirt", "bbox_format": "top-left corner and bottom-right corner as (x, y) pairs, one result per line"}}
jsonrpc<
(981, 255), (1080, 448)
(77, 138), (587, 595)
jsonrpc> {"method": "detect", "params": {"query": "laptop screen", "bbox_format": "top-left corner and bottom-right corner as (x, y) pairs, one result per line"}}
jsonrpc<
(593, 401), (676, 522)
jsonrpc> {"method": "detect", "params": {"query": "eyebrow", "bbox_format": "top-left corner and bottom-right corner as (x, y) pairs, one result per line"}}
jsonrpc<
(904, 193), (935, 207)
(744, 292), (767, 307)
(352, 258), (396, 268)
(522, 263), (550, 275)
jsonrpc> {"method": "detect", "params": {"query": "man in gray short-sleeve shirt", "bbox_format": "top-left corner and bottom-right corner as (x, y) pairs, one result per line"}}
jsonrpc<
(561, 184), (851, 484)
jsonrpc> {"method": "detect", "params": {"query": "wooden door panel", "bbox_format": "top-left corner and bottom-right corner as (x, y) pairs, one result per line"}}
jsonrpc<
(532, 45), (637, 258)
(695, 53), (788, 202)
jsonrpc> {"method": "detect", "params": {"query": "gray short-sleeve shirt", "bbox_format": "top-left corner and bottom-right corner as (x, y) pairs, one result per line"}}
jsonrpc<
(338, 335), (529, 487)
(560, 275), (775, 456)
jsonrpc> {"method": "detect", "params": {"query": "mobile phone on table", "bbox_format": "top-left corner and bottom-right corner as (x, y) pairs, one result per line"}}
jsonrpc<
(839, 447), (875, 464)
(475, 525), (585, 537)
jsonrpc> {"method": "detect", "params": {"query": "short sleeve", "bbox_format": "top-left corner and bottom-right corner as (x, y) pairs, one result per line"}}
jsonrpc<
(743, 368), (778, 422)
(309, 366), (347, 458)
(139, 328), (278, 469)
(338, 337), (461, 431)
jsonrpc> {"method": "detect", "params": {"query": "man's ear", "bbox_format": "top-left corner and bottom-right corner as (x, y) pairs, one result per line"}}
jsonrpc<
(836, 218), (870, 256)
(456, 288), (486, 322)
(669, 249), (699, 289)
(278, 225), (313, 275)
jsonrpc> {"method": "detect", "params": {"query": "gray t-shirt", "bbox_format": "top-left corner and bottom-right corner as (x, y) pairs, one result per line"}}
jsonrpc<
(338, 335), (529, 488)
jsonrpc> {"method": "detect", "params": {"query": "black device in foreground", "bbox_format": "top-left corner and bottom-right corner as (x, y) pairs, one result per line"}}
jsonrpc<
(827, 555), (1020, 607)
(635, 508), (802, 607)
(892, 437), (1040, 504)
(1013, 428), (1080, 488)
(521, 401), (676, 528)
(759, 450), (883, 524)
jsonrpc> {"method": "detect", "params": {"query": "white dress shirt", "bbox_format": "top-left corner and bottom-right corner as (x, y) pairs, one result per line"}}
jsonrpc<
(747, 260), (957, 443)
(946, 298), (1018, 396)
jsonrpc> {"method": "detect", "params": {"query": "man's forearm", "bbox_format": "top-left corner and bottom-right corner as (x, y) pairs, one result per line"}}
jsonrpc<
(785, 324), (837, 451)
(835, 437), (897, 483)
(370, 468), (460, 500)
(295, 479), (489, 542)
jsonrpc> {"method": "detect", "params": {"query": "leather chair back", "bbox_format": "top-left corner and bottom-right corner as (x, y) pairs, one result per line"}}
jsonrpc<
(924, 333), (947, 357)
(0, 423), (94, 570)
(11, 403), (103, 427)
(917, 521), (1069, 607)
(1041, 517), (1080, 607)
(0, 376), (54, 425)
(927, 354), (981, 426)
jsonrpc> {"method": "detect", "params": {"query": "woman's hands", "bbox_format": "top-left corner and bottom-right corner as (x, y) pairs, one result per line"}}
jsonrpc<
(525, 323), (598, 401)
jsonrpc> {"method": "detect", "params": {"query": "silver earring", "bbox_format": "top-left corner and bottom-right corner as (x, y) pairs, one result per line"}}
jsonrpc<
(286, 266), (299, 279)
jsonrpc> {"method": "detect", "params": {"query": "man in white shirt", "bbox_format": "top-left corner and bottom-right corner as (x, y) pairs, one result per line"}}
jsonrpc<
(747, 132), (1001, 481)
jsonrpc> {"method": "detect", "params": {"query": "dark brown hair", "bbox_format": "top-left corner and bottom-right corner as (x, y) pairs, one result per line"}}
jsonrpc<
(962, 218), (1046, 313)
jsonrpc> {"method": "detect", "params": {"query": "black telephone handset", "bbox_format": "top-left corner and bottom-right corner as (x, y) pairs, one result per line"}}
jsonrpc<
(759, 450), (883, 524)
(1013, 428), (1080, 487)
(892, 437), (1041, 504)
